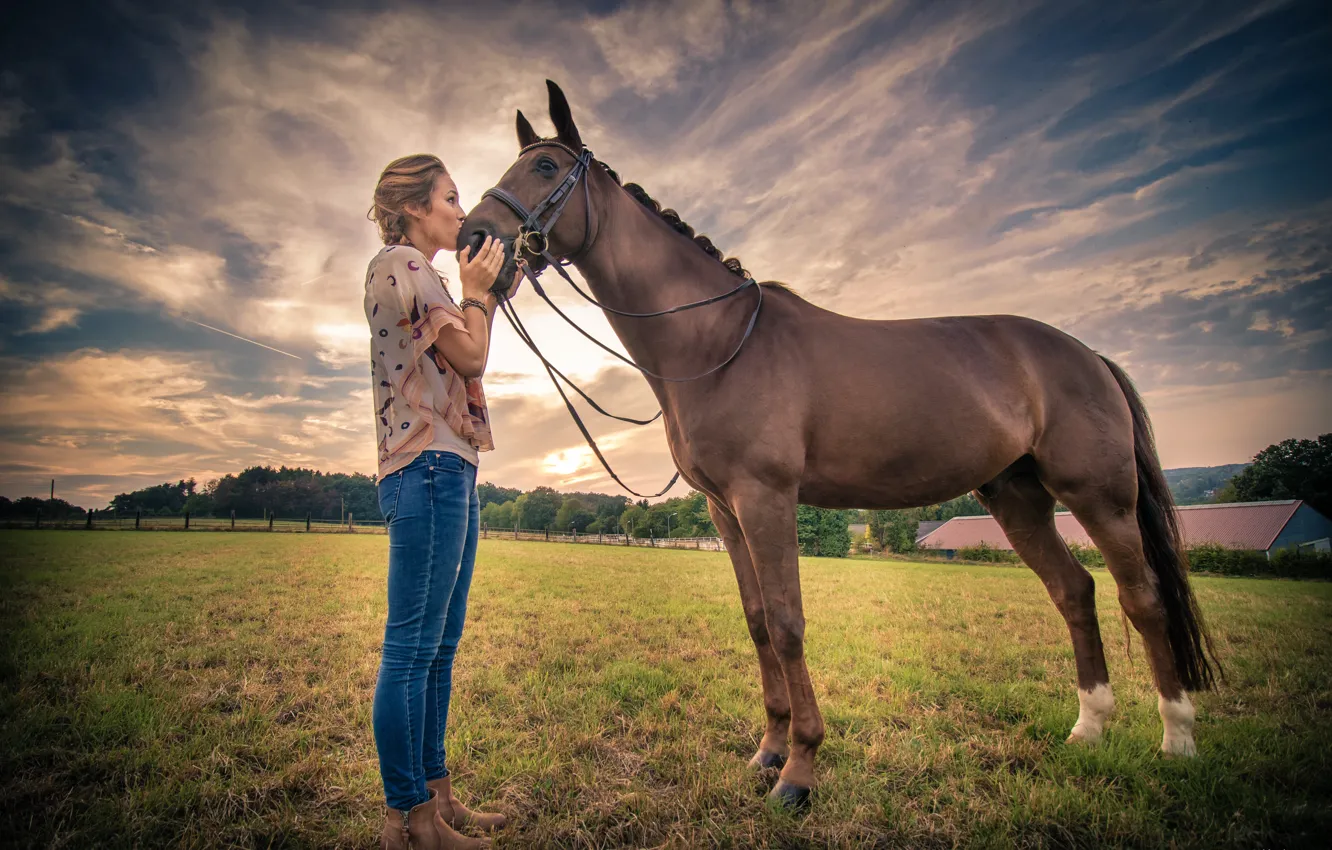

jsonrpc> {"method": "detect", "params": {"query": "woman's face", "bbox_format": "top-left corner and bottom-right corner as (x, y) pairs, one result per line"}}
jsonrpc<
(410, 173), (466, 252)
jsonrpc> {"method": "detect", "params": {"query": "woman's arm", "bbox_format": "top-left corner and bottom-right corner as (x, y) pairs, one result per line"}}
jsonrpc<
(431, 237), (505, 377)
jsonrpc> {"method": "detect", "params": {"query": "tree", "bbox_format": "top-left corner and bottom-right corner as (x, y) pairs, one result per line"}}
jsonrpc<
(796, 505), (851, 558)
(477, 481), (522, 509)
(867, 509), (920, 552)
(671, 491), (717, 537)
(111, 479), (196, 514)
(1217, 434), (1331, 516)
(480, 499), (516, 529)
(555, 497), (595, 532)
(182, 492), (215, 516)
(620, 504), (650, 537)
(919, 493), (988, 521)
(0, 496), (86, 519)
(518, 486), (560, 530)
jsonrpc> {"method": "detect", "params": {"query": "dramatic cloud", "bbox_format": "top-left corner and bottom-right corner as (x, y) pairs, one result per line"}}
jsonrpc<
(1, 0), (1328, 505)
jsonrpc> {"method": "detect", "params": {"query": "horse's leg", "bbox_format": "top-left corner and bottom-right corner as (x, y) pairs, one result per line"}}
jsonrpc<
(1060, 499), (1196, 755)
(730, 483), (823, 807)
(978, 470), (1114, 743)
(707, 497), (791, 769)
(1044, 479), (1204, 756)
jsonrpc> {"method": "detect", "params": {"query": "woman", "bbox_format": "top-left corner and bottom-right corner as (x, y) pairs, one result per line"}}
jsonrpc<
(365, 154), (518, 849)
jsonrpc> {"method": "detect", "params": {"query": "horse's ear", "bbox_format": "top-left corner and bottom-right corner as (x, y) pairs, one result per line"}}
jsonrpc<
(546, 79), (582, 150)
(516, 110), (540, 149)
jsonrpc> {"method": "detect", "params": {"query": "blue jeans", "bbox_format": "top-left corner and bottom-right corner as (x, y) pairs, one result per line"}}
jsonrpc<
(373, 449), (480, 811)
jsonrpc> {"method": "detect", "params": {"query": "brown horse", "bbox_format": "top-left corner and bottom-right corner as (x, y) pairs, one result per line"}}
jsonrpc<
(462, 81), (1219, 808)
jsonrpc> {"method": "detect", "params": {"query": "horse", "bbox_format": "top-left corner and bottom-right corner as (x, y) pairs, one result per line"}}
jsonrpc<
(461, 80), (1219, 808)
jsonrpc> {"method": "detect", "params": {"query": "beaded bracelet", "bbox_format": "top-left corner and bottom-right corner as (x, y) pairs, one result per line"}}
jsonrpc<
(459, 297), (489, 317)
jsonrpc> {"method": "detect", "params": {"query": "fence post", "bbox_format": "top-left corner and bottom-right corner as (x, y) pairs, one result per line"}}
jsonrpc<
(348, 512), (354, 532)
(231, 510), (236, 530)
(599, 532), (603, 545)
(544, 528), (549, 541)
(86, 508), (93, 529)
(306, 513), (311, 532)
(184, 511), (190, 530)
(268, 514), (274, 532)
(482, 523), (487, 539)
(514, 523), (518, 540)
(135, 509), (140, 530)
(572, 528), (577, 543)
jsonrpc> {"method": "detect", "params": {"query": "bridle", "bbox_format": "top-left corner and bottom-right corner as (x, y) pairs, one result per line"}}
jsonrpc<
(481, 140), (598, 265)
(478, 140), (763, 498)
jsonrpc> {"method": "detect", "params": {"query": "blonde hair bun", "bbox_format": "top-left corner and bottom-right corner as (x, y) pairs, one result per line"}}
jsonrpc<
(367, 154), (448, 246)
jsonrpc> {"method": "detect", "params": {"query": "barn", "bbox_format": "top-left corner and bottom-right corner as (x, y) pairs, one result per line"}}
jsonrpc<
(917, 500), (1332, 560)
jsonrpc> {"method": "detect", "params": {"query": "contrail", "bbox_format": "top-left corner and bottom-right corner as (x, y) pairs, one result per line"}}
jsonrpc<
(185, 319), (304, 360)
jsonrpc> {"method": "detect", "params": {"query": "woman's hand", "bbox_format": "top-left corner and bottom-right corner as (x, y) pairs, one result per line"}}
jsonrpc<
(458, 235), (505, 301)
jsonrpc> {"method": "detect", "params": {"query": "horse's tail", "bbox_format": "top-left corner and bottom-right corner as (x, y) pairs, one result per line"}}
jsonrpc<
(1099, 355), (1220, 691)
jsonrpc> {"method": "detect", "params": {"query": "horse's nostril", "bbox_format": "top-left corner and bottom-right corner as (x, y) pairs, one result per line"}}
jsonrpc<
(467, 231), (488, 261)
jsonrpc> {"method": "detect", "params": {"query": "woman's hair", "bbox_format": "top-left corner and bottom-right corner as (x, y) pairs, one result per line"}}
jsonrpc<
(367, 154), (448, 245)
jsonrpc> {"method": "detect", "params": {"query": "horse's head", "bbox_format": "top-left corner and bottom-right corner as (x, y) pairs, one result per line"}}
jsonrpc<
(461, 80), (599, 289)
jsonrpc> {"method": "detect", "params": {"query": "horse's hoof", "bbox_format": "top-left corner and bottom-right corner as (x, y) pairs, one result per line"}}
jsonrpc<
(747, 749), (787, 770)
(766, 778), (811, 811)
(1065, 727), (1103, 746)
(1160, 736), (1197, 757)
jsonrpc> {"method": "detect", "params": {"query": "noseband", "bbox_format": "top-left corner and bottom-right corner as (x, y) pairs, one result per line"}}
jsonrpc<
(479, 141), (763, 498)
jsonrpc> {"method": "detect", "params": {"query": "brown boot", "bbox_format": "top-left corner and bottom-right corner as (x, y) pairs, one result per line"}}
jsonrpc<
(380, 787), (444, 850)
(427, 775), (508, 833)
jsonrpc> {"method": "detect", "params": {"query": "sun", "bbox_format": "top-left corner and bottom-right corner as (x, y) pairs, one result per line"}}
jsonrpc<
(541, 446), (592, 476)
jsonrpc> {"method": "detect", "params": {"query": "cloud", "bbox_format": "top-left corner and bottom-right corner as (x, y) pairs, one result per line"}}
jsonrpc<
(1, 0), (1330, 503)
(0, 348), (379, 504)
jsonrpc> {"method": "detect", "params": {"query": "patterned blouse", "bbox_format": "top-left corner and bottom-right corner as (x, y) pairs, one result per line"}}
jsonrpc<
(364, 244), (494, 479)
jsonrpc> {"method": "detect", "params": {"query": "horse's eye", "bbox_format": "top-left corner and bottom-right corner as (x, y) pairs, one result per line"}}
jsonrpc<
(536, 158), (557, 174)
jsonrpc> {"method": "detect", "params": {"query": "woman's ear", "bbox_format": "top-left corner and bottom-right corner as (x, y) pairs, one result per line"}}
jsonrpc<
(517, 110), (540, 149)
(546, 79), (582, 150)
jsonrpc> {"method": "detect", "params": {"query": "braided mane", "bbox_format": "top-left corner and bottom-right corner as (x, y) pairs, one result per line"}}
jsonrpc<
(598, 162), (750, 280)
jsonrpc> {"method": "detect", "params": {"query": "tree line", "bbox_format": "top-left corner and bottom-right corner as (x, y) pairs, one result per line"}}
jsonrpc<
(9, 434), (1325, 559)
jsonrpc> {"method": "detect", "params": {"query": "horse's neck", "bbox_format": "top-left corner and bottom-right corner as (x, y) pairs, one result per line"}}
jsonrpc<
(573, 189), (753, 375)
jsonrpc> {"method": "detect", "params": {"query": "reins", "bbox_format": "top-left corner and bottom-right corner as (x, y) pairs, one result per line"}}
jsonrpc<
(482, 141), (762, 498)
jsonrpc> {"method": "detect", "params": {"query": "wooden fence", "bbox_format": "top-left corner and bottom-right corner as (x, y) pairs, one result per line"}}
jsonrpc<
(2, 509), (725, 550)
(480, 525), (725, 550)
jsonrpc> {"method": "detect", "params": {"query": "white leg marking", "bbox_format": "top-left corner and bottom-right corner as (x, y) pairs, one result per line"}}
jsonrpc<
(1067, 683), (1115, 744)
(1159, 693), (1197, 756)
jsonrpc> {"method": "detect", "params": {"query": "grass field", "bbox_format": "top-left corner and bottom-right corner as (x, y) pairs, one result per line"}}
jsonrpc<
(2, 531), (1329, 849)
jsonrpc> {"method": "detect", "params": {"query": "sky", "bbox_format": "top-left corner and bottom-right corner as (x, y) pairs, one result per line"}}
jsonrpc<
(1, 0), (1329, 508)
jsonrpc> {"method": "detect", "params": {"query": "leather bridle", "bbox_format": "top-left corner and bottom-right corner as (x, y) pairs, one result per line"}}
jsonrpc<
(478, 140), (763, 498)
(481, 140), (597, 267)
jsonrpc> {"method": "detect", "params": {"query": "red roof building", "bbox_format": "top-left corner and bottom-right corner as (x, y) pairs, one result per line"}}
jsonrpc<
(917, 500), (1332, 558)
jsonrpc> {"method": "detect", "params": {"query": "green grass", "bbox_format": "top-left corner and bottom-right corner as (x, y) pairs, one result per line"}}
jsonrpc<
(1, 531), (1329, 849)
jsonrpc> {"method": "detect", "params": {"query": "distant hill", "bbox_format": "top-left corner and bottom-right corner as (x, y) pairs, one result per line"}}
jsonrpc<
(1164, 464), (1249, 505)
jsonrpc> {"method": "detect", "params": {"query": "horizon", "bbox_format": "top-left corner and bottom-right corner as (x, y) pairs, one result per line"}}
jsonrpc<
(2, 0), (1329, 506)
(11, 459), (1256, 512)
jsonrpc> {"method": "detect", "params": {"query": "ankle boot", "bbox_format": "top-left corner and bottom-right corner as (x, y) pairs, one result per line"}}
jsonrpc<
(427, 775), (508, 833)
(380, 787), (444, 850)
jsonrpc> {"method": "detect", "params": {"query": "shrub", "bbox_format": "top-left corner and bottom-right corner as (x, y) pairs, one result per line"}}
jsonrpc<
(1065, 542), (1105, 568)
(1187, 544), (1269, 576)
(1185, 544), (1330, 578)
(954, 543), (1020, 563)
(1267, 547), (1332, 579)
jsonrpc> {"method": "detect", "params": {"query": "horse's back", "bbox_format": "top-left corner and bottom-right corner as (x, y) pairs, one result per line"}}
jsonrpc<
(769, 298), (1124, 508)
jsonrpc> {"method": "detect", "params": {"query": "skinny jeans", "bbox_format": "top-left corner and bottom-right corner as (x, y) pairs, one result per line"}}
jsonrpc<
(373, 449), (479, 811)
